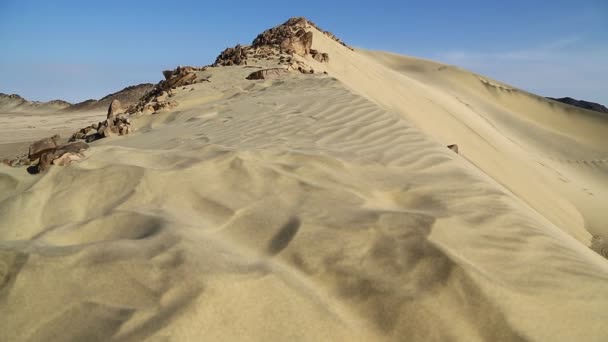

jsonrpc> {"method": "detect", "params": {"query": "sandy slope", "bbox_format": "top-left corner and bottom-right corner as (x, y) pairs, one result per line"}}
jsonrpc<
(1, 25), (608, 341)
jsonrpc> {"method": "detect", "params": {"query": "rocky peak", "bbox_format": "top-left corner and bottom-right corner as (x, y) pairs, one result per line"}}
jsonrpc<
(213, 17), (349, 67)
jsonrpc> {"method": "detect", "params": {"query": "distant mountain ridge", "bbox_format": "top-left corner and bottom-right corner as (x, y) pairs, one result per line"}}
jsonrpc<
(0, 83), (154, 113)
(65, 83), (155, 112)
(0, 93), (72, 112)
(547, 97), (608, 114)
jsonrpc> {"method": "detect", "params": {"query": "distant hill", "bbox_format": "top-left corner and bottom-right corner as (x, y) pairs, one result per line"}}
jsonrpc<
(0, 83), (154, 113)
(547, 97), (608, 114)
(66, 83), (155, 112)
(0, 93), (71, 113)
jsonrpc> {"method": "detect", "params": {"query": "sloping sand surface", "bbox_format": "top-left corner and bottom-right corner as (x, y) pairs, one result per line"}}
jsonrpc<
(1, 25), (607, 341)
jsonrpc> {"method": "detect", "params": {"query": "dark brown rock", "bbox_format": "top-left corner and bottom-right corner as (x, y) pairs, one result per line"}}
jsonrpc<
(34, 141), (89, 172)
(213, 45), (250, 66)
(447, 144), (459, 153)
(28, 134), (61, 160)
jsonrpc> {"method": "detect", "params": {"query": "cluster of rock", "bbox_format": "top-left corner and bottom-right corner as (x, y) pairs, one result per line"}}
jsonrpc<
(125, 65), (209, 115)
(213, 17), (334, 70)
(2, 134), (89, 173)
(69, 99), (133, 143)
(66, 64), (209, 146)
(310, 49), (329, 63)
(214, 45), (249, 66)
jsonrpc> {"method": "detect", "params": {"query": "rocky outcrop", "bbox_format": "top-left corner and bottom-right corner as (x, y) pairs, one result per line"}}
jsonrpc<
(69, 112), (133, 143)
(161, 66), (204, 88)
(213, 17), (334, 68)
(214, 45), (249, 66)
(547, 97), (608, 114)
(107, 99), (123, 119)
(3, 136), (89, 172)
(279, 30), (313, 56)
(252, 17), (309, 47)
(28, 134), (62, 160)
(124, 66), (206, 115)
(34, 141), (89, 173)
(246, 68), (290, 80)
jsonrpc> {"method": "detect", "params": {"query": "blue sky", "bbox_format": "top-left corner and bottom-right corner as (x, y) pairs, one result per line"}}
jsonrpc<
(1, 0), (606, 104)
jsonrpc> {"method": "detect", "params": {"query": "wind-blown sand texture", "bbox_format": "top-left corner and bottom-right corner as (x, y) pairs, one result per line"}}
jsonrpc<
(1, 20), (607, 341)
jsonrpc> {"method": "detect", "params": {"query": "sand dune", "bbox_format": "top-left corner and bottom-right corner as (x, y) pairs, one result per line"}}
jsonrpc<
(1, 18), (607, 341)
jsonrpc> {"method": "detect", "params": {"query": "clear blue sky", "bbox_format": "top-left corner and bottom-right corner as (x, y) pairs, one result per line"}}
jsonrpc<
(1, 0), (607, 104)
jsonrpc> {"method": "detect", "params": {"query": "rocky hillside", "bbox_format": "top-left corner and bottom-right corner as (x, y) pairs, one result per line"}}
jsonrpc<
(548, 97), (608, 114)
(66, 83), (154, 112)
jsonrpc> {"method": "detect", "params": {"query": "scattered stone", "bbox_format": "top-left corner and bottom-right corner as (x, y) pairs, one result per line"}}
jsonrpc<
(28, 134), (62, 160)
(246, 68), (290, 80)
(69, 112), (134, 143)
(447, 144), (459, 153)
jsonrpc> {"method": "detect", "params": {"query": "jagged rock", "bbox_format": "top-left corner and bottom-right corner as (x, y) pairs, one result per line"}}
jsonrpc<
(167, 72), (197, 89)
(246, 68), (290, 80)
(156, 66), (206, 92)
(28, 134), (62, 160)
(252, 17), (308, 47)
(447, 144), (459, 153)
(214, 17), (323, 67)
(279, 30), (313, 56)
(107, 99), (123, 119)
(214, 45), (250, 66)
